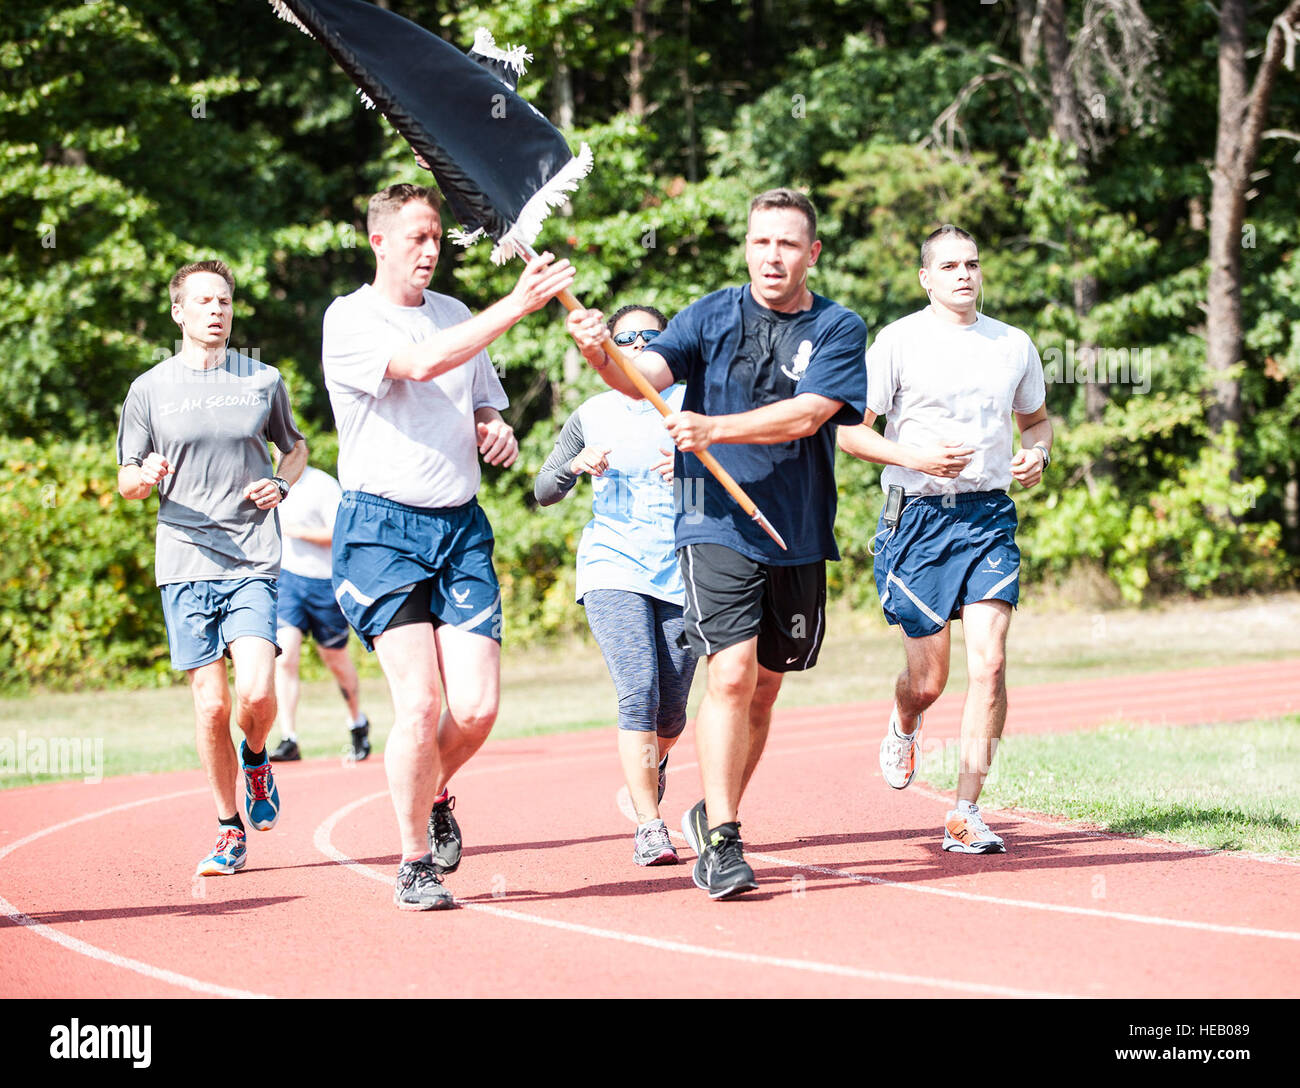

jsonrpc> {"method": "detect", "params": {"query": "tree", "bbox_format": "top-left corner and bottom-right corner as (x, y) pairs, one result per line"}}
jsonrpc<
(1206, 0), (1300, 447)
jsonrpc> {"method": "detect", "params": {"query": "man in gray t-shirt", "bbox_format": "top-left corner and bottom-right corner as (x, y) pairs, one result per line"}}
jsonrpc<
(117, 259), (307, 879)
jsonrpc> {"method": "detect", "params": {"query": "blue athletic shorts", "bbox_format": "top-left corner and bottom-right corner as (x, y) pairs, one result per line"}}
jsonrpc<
(160, 577), (280, 671)
(277, 569), (350, 649)
(873, 490), (1020, 639)
(332, 492), (502, 651)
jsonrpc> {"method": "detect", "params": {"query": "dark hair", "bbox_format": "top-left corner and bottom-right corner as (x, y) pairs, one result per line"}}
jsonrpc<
(367, 183), (441, 235)
(606, 304), (668, 333)
(169, 259), (234, 304)
(748, 188), (817, 241)
(921, 224), (977, 269)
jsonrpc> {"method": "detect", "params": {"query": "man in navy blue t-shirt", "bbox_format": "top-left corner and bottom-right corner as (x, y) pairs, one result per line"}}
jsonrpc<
(566, 188), (866, 899)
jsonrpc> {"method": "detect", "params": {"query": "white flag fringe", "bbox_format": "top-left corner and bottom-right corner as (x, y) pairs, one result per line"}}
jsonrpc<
(470, 28), (533, 78)
(451, 142), (594, 264)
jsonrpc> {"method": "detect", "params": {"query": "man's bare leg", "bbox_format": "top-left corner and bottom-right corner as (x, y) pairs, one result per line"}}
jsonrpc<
(894, 624), (952, 734)
(373, 623), (442, 860)
(695, 638), (759, 826)
(190, 659), (236, 820)
(229, 636), (278, 756)
(955, 600), (1012, 803)
(740, 664), (784, 797)
(431, 625), (500, 794)
(273, 626), (304, 742)
(318, 642), (364, 724)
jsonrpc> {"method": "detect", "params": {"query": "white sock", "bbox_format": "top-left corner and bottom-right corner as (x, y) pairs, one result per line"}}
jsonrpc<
(638, 818), (665, 832)
(957, 799), (978, 815)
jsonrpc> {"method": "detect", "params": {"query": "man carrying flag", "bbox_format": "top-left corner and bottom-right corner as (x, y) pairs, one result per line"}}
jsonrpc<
(568, 189), (866, 899)
(323, 182), (574, 909)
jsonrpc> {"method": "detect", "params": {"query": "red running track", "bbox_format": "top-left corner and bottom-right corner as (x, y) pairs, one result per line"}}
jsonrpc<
(1, 659), (1297, 998)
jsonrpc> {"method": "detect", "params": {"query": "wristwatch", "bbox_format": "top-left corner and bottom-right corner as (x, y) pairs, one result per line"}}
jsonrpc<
(273, 476), (290, 500)
(1032, 444), (1051, 470)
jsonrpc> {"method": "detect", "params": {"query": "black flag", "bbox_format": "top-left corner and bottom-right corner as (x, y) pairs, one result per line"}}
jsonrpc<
(270, 0), (591, 263)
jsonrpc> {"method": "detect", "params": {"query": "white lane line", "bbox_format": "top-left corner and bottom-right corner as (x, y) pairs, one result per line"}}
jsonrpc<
(623, 743), (1300, 943)
(314, 791), (1072, 998)
(0, 788), (273, 999)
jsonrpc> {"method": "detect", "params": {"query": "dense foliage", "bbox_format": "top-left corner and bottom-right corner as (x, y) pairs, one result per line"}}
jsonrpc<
(2, 0), (1296, 690)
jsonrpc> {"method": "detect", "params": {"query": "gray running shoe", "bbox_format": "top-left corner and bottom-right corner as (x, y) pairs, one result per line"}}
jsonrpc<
(633, 820), (678, 866)
(394, 858), (456, 910)
(693, 825), (758, 900)
(427, 794), (462, 874)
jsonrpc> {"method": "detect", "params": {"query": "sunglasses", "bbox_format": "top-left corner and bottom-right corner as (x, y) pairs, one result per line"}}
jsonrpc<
(611, 328), (661, 347)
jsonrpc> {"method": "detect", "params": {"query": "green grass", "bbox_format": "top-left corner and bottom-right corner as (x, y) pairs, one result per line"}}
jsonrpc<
(919, 717), (1300, 856)
(3, 594), (1300, 800)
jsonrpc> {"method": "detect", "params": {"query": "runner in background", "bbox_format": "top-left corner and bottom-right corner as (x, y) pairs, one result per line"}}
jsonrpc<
(270, 463), (371, 764)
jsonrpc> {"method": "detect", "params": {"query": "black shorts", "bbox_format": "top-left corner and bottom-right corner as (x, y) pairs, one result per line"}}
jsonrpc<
(676, 543), (826, 672)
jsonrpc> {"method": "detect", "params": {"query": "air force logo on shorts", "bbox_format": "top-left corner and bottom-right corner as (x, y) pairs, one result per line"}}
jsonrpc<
(331, 492), (503, 650)
(873, 491), (1020, 639)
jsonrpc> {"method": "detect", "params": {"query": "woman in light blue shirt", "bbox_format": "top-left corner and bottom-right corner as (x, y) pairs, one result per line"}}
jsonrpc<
(536, 305), (697, 867)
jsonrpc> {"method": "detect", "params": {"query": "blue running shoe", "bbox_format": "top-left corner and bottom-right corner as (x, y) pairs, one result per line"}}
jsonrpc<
(241, 741), (280, 830)
(195, 827), (247, 876)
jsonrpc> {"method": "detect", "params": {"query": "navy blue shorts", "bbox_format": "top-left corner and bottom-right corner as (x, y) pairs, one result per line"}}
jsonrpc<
(332, 492), (502, 651)
(873, 491), (1020, 639)
(160, 577), (279, 671)
(277, 569), (350, 649)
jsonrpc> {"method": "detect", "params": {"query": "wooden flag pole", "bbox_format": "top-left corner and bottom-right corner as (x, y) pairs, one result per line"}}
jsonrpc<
(524, 249), (788, 552)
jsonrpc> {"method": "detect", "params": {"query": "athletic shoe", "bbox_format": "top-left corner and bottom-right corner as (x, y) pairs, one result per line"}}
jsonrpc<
(195, 827), (247, 876)
(268, 737), (300, 763)
(681, 799), (708, 856)
(943, 805), (1006, 854)
(633, 820), (678, 866)
(240, 741), (281, 831)
(879, 706), (923, 790)
(427, 793), (462, 874)
(393, 858), (456, 911)
(657, 752), (669, 804)
(693, 825), (758, 900)
(349, 716), (371, 762)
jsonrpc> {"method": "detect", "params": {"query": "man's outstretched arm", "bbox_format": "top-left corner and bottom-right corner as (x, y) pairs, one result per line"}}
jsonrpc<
(387, 252), (576, 382)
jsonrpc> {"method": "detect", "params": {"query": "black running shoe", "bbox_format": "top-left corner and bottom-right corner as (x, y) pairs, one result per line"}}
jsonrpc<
(681, 798), (708, 856)
(349, 716), (371, 762)
(268, 737), (300, 763)
(693, 825), (758, 900)
(427, 794), (462, 874)
(657, 752), (669, 804)
(393, 857), (455, 911)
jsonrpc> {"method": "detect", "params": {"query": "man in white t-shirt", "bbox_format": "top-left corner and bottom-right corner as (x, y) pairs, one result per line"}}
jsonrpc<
(839, 225), (1053, 855)
(322, 183), (574, 910)
(269, 464), (371, 764)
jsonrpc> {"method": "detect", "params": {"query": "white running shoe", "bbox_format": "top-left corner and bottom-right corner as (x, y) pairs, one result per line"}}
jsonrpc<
(943, 804), (1006, 854)
(879, 706), (922, 789)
